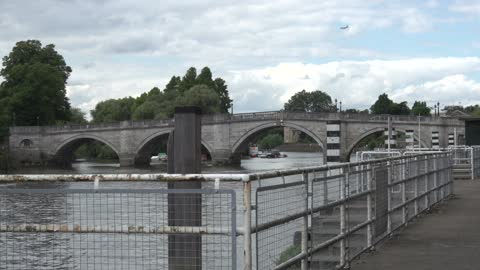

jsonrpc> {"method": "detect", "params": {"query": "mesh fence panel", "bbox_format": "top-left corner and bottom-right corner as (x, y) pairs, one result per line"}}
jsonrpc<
(255, 180), (307, 269)
(0, 189), (236, 270)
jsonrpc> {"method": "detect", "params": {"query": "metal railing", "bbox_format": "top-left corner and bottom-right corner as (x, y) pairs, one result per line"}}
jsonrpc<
(0, 152), (454, 269)
(245, 152), (453, 269)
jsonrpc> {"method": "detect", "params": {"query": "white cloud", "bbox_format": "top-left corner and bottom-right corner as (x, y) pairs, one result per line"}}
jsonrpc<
(392, 74), (480, 107)
(227, 58), (480, 112)
(0, 0), (476, 117)
(449, 1), (480, 15)
(400, 8), (433, 33)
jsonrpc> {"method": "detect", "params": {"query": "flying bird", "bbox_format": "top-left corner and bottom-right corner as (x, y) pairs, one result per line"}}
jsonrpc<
(340, 25), (349, 30)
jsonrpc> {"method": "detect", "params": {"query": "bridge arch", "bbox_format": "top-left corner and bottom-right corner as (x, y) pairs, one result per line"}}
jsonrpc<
(231, 121), (324, 155)
(135, 130), (214, 166)
(54, 134), (120, 167)
(345, 127), (430, 158)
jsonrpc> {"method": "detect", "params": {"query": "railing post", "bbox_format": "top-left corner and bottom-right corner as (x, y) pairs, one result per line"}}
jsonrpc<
(340, 171), (348, 268)
(471, 147), (474, 180)
(366, 164), (373, 249)
(301, 172), (309, 270)
(414, 157), (419, 216)
(402, 160), (407, 225)
(425, 157), (429, 210)
(243, 181), (252, 270)
(433, 156), (438, 203)
(387, 161), (392, 234)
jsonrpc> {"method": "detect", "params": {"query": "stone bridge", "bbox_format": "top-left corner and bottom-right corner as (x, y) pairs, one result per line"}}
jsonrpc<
(8, 111), (465, 167)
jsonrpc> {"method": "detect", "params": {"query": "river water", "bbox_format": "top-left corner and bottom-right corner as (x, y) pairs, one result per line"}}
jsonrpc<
(0, 152), (323, 269)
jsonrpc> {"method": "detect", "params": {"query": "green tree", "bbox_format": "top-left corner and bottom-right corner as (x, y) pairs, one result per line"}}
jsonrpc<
(284, 90), (335, 112)
(177, 84), (222, 114)
(213, 78), (232, 113)
(179, 67), (197, 94)
(0, 40), (72, 126)
(90, 97), (135, 123)
(258, 133), (284, 150)
(411, 101), (431, 116)
(196, 67), (214, 88)
(392, 101), (411, 115)
(69, 107), (88, 124)
(344, 108), (369, 114)
(132, 100), (160, 120)
(370, 93), (395, 114)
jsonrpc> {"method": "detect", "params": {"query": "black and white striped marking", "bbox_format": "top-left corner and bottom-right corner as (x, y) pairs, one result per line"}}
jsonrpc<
(431, 131), (439, 149)
(406, 129), (414, 149)
(384, 128), (397, 149)
(326, 121), (340, 164)
(448, 133), (455, 146)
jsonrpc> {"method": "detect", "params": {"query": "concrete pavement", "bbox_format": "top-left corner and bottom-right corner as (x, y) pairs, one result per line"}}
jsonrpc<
(352, 180), (480, 270)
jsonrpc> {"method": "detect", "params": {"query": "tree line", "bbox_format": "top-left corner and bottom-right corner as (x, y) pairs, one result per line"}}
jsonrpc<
(90, 67), (232, 123)
(283, 90), (433, 116)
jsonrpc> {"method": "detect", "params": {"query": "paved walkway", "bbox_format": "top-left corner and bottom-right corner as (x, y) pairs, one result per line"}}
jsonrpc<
(352, 180), (480, 270)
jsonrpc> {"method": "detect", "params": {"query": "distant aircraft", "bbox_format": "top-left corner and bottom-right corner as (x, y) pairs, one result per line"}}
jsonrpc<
(340, 25), (349, 30)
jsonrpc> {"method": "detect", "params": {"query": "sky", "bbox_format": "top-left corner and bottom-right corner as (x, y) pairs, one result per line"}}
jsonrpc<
(0, 0), (479, 116)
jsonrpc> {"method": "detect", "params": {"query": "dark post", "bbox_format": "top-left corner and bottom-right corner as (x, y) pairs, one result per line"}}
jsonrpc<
(168, 106), (202, 270)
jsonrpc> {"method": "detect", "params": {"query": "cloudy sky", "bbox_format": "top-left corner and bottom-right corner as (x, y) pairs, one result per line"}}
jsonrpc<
(0, 0), (479, 115)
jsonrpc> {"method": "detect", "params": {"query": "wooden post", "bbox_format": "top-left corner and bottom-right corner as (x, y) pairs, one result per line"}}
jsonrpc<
(168, 106), (202, 270)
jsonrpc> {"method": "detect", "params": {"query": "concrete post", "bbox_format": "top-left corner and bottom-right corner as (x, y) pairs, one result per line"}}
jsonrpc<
(168, 106), (202, 270)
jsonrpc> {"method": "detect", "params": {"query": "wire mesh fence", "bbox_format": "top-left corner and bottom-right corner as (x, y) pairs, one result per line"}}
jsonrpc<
(0, 188), (236, 270)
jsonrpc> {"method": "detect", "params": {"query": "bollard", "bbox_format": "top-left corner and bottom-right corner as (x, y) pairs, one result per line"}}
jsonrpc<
(168, 106), (202, 270)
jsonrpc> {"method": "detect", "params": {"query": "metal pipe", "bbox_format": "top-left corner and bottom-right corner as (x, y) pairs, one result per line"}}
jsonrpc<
(0, 224), (232, 235)
(301, 172), (309, 270)
(340, 172), (347, 267)
(366, 164), (373, 248)
(243, 181), (252, 270)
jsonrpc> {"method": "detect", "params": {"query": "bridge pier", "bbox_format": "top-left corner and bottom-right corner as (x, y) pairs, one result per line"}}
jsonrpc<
(119, 154), (136, 167)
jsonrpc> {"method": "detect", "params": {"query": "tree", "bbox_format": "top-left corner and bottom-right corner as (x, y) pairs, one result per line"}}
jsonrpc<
(370, 93), (394, 114)
(69, 108), (88, 124)
(411, 101), (431, 116)
(132, 100), (160, 120)
(258, 134), (284, 150)
(177, 84), (222, 114)
(90, 97), (135, 123)
(284, 90), (335, 112)
(90, 67), (232, 123)
(344, 108), (369, 114)
(213, 78), (232, 113)
(179, 67), (197, 94)
(370, 93), (411, 115)
(392, 101), (411, 115)
(0, 40), (72, 126)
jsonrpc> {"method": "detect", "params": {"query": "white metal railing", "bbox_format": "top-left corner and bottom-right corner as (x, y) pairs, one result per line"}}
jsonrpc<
(357, 146), (480, 180)
(0, 152), (454, 269)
